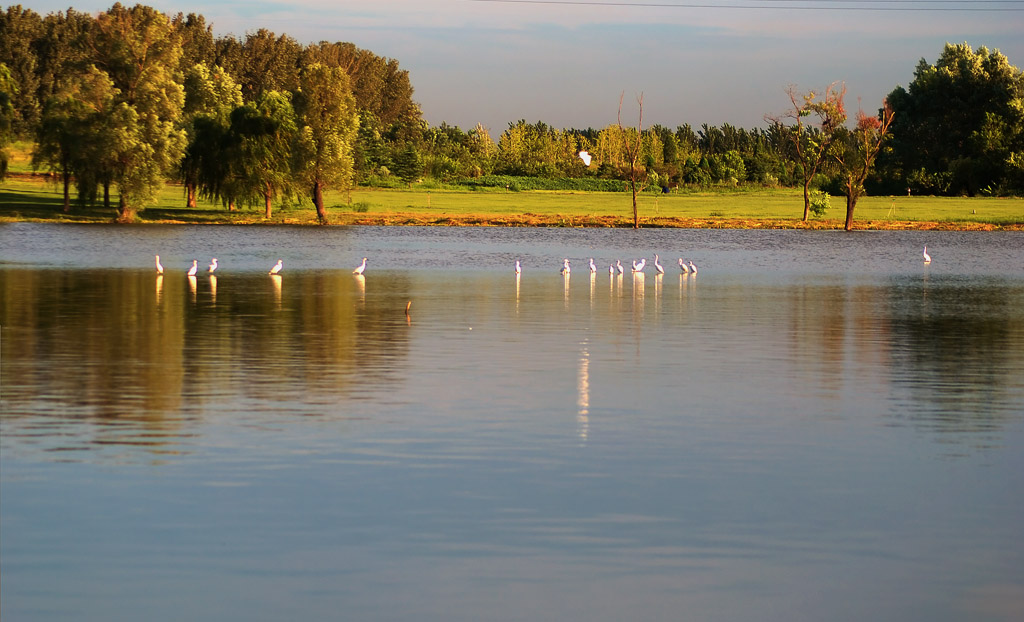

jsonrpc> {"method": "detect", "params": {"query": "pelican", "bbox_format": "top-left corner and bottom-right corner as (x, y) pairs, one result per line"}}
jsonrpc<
(923, 246), (931, 264)
(269, 259), (283, 275)
(678, 258), (689, 274)
(589, 258), (597, 273)
(633, 258), (646, 273)
(609, 264), (615, 275)
(616, 260), (624, 275)
(561, 258), (571, 275)
(688, 260), (698, 275)
(187, 259), (198, 276)
(578, 150), (592, 166)
(653, 254), (664, 274)
(208, 258), (218, 273)
(515, 260), (522, 275)
(353, 257), (367, 275)
(155, 254), (164, 274)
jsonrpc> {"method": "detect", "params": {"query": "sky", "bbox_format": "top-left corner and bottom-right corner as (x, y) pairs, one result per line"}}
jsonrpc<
(26, 1), (1024, 136)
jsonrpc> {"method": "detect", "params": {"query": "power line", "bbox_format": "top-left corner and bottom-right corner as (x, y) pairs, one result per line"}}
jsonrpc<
(468, 0), (1024, 11)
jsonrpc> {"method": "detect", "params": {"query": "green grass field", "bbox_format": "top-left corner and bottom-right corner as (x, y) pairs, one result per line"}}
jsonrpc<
(3, 142), (1022, 230)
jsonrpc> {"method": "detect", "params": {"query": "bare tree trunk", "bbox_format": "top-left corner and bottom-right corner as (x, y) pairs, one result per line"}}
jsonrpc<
(103, 182), (110, 210)
(62, 170), (71, 213)
(187, 183), (197, 208)
(264, 183), (273, 219)
(117, 194), (134, 223)
(845, 193), (856, 231)
(313, 180), (328, 224)
(802, 178), (812, 221)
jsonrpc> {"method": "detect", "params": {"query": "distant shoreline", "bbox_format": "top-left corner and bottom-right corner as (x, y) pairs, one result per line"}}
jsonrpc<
(3, 213), (1020, 231)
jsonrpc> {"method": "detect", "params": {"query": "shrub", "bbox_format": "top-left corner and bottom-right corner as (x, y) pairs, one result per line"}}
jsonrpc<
(809, 190), (831, 218)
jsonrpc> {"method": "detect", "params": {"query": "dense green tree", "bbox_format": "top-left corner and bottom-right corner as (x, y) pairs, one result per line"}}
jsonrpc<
(0, 63), (16, 179)
(884, 43), (1024, 195)
(179, 63), (242, 207)
(0, 5), (43, 134)
(80, 3), (186, 220)
(292, 63), (359, 224)
(229, 91), (298, 217)
(172, 12), (216, 69)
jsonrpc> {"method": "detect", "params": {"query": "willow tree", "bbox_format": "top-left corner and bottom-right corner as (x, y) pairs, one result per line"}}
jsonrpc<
(82, 4), (186, 221)
(292, 63), (358, 224)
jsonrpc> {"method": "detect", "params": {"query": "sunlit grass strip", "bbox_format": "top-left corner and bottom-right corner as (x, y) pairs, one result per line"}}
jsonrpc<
(2, 176), (1021, 229)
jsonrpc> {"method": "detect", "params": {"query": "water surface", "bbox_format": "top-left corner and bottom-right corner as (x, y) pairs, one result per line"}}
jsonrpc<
(2, 224), (1023, 622)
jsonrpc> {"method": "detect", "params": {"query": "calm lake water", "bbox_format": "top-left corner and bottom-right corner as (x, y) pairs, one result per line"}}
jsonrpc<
(2, 223), (1023, 622)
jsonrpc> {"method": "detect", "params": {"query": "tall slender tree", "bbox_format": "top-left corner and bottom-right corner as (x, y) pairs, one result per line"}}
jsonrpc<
(619, 92), (647, 229)
(832, 100), (896, 231)
(768, 83), (846, 221)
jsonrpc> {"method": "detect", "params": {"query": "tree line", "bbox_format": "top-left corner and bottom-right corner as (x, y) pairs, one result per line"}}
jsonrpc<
(1, 4), (1021, 226)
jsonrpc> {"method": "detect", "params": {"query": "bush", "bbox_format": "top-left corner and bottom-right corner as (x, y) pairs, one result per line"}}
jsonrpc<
(809, 190), (831, 218)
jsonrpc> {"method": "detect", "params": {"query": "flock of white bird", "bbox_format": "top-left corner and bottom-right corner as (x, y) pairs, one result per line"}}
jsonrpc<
(152, 246), (932, 277)
(154, 255), (368, 276)
(541, 253), (697, 276)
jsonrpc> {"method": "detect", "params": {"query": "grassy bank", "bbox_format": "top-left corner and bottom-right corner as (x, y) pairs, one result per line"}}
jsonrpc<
(2, 174), (1022, 230)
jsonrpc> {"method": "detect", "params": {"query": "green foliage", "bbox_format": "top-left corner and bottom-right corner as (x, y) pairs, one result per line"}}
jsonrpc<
(808, 190), (830, 217)
(884, 43), (1024, 196)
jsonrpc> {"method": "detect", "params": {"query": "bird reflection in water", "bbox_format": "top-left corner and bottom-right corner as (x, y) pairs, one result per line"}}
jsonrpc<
(188, 275), (197, 303)
(270, 274), (282, 308)
(155, 274), (163, 305)
(208, 274), (217, 306)
(577, 343), (590, 445)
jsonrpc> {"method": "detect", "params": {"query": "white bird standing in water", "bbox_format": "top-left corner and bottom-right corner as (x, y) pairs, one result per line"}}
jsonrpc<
(653, 254), (664, 274)
(688, 260), (698, 275)
(609, 264), (615, 275)
(187, 259), (198, 276)
(633, 258), (646, 273)
(678, 258), (689, 274)
(923, 246), (931, 264)
(515, 260), (522, 275)
(269, 259), (283, 275)
(616, 260), (624, 275)
(589, 258), (597, 273)
(155, 255), (164, 274)
(353, 257), (367, 275)
(561, 258), (571, 275)
(208, 258), (218, 273)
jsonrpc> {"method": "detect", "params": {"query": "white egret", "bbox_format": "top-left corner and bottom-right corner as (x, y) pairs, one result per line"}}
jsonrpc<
(353, 257), (368, 275)
(589, 258), (597, 273)
(616, 260), (624, 275)
(515, 260), (522, 275)
(923, 246), (931, 264)
(208, 258), (218, 273)
(155, 254), (164, 274)
(269, 259), (283, 275)
(653, 254), (664, 274)
(688, 260), (698, 274)
(561, 258), (571, 275)
(678, 258), (689, 273)
(578, 150), (592, 166)
(187, 259), (198, 276)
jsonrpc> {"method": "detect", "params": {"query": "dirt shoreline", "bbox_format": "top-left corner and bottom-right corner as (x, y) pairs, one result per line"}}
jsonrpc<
(4, 212), (1018, 231)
